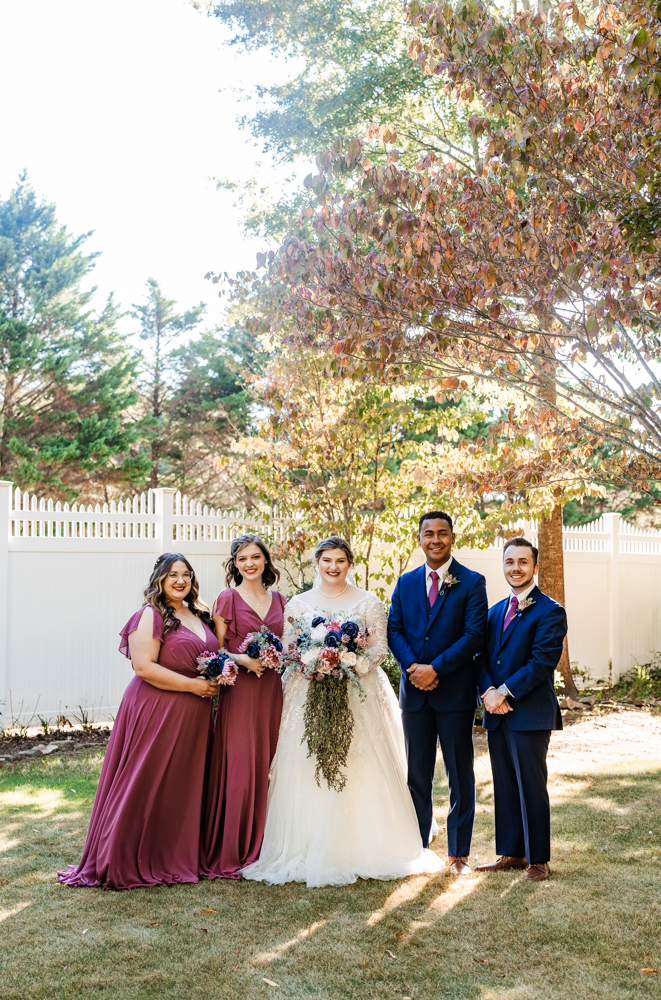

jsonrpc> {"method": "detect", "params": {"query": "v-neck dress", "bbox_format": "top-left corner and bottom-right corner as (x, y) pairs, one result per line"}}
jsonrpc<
(59, 606), (218, 890)
(200, 588), (286, 879)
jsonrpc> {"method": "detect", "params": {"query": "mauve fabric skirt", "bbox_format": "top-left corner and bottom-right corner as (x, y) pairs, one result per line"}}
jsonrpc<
(200, 668), (282, 879)
(59, 675), (212, 890)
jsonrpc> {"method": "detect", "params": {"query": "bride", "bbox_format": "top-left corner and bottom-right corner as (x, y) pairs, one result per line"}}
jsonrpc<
(241, 536), (444, 887)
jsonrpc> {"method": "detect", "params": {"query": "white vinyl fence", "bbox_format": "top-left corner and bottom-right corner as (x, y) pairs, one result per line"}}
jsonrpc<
(0, 480), (660, 725)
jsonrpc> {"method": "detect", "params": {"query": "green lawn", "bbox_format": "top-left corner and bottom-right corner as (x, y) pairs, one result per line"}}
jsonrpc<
(1, 738), (660, 1000)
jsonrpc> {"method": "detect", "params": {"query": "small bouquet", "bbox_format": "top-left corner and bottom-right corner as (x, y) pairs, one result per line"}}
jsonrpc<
(284, 614), (373, 792)
(196, 649), (238, 686)
(238, 624), (284, 672)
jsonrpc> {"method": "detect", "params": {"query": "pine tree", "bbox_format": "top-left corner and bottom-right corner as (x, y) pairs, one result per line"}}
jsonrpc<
(0, 175), (149, 498)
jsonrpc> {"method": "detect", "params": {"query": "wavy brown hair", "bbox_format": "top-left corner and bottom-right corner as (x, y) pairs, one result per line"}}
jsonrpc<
(224, 534), (280, 589)
(143, 552), (216, 637)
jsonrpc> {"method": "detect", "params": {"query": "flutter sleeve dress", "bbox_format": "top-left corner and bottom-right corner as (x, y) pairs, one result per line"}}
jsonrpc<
(58, 606), (218, 890)
(200, 588), (286, 879)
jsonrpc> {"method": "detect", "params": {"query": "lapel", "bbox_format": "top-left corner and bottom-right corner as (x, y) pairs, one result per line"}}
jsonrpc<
(415, 564), (428, 622)
(426, 556), (458, 631)
(496, 585), (540, 654)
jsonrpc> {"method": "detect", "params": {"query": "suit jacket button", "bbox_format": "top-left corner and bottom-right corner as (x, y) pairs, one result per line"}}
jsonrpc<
(497, 659), (500, 664)
(425, 636), (429, 640)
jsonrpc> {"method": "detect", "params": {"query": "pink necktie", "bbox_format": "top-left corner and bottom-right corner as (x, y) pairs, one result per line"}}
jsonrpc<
(428, 570), (439, 608)
(503, 595), (519, 631)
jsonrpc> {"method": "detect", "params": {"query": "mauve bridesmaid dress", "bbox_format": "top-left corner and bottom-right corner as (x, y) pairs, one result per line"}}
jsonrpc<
(200, 588), (285, 879)
(59, 606), (218, 890)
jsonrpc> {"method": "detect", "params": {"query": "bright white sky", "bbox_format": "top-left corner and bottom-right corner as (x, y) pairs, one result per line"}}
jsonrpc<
(0, 0), (296, 329)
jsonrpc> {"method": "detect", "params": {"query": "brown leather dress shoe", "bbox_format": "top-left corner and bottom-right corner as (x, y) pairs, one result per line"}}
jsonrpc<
(448, 856), (472, 875)
(474, 856), (528, 872)
(525, 863), (550, 881)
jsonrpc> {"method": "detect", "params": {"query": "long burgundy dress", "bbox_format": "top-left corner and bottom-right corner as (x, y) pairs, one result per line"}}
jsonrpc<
(200, 588), (285, 879)
(59, 607), (218, 890)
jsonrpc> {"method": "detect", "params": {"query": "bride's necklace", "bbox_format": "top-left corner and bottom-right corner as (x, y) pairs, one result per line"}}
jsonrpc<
(318, 582), (349, 599)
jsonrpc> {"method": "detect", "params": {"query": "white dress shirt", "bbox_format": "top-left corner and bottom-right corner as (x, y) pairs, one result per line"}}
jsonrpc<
(507, 581), (536, 608)
(483, 581), (537, 700)
(425, 557), (452, 597)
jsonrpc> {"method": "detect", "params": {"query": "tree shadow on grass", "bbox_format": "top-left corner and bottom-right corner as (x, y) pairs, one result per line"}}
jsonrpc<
(1, 756), (661, 999)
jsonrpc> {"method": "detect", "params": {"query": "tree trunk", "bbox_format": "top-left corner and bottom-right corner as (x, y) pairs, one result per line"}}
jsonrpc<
(537, 503), (580, 699)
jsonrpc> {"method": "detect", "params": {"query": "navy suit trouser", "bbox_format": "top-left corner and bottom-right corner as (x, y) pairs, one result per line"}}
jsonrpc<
(487, 720), (551, 864)
(402, 700), (475, 856)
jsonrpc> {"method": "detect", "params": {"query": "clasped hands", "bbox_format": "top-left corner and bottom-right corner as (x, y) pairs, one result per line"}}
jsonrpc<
(407, 663), (439, 691)
(482, 687), (513, 715)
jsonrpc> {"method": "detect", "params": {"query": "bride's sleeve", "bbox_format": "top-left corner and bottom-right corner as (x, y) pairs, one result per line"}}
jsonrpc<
(363, 595), (389, 671)
(281, 599), (299, 653)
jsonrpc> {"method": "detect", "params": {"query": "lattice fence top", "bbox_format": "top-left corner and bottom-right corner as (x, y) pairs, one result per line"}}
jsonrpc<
(6, 485), (661, 552)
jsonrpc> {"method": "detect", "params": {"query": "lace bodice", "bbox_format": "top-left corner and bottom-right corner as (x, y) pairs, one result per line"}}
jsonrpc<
(283, 590), (389, 674)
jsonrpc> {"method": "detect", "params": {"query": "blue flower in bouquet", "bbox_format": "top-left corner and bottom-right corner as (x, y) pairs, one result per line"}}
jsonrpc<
(265, 632), (283, 653)
(195, 650), (238, 686)
(341, 621), (360, 639)
(202, 655), (226, 679)
(311, 616), (326, 628)
(325, 630), (343, 648)
(238, 624), (285, 672)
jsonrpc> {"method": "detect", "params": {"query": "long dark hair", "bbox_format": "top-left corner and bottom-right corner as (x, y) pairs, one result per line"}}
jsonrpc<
(143, 552), (216, 636)
(224, 533), (280, 589)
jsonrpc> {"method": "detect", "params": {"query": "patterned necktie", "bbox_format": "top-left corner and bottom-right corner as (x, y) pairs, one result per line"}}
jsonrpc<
(428, 570), (439, 608)
(502, 594), (519, 632)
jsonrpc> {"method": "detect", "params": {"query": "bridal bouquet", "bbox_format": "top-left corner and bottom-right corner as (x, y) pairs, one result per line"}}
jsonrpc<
(195, 650), (238, 686)
(284, 614), (372, 793)
(237, 624), (284, 672)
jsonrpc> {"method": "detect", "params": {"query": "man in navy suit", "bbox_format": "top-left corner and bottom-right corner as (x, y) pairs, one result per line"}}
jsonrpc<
(388, 511), (488, 874)
(475, 536), (567, 881)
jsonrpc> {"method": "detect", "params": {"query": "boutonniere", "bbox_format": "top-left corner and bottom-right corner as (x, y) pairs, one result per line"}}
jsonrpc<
(440, 573), (459, 595)
(517, 598), (536, 613)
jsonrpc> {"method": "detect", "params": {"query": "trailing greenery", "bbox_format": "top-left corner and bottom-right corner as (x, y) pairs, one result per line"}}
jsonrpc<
(302, 675), (354, 792)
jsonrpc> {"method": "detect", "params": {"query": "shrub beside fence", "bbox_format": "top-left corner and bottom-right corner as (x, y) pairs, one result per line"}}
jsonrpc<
(1, 481), (660, 725)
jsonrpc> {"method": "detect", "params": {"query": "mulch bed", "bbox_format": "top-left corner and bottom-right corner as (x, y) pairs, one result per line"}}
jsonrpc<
(0, 726), (111, 764)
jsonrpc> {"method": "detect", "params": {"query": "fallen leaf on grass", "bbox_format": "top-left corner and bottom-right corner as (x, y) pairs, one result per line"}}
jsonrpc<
(202, 908), (217, 913)
(615, 825), (630, 830)
(263, 979), (279, 988)
(386, 950), (397, 959)
(396, 933), (403, 938)
(234, 964), (240, 970)
(642, 969), (659, 974)
(172, 922), (178, 926)
(82, 929), (88, 935)
(473, 957), (486, 963)
(149, 922), (158, 926)
(198, 928), (208, 933)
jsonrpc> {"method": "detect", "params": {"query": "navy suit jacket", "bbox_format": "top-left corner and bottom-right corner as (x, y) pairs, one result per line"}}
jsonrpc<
(478, 585), (567, 731)
(388, 557), (488, 713)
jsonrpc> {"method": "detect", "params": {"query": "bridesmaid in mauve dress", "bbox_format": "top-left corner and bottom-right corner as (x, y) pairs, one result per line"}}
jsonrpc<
(59, 552), (219, 890)
(200, 534), (285, 879)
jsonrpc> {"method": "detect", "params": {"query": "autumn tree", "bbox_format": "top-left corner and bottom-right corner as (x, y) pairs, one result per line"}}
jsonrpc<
(236, 346), (500, 594)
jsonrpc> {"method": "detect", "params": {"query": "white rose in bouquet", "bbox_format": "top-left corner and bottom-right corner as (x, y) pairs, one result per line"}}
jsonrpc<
(301, 648), (319, 666)
(354, 655), (369, 676)
(340, 650), (357, 667)
(310, 624), (327, 643)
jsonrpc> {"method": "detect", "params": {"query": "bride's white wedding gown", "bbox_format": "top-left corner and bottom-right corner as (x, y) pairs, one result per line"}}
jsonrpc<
(240, 590), (444, 887)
